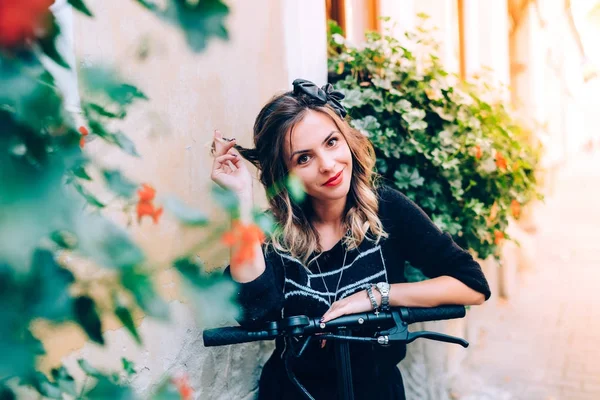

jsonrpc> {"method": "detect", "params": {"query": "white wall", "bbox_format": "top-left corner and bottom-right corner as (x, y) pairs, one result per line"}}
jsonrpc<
(40, 1), (328, 398)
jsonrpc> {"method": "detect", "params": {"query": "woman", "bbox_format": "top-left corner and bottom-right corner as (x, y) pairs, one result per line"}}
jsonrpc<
(210, 79), (491, 399)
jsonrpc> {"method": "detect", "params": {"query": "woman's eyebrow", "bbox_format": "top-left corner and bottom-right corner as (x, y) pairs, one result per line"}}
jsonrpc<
(289, 131), (339, 159)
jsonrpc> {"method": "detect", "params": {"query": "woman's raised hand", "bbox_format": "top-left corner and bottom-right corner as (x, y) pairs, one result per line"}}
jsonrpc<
(210, 130), (253, 199)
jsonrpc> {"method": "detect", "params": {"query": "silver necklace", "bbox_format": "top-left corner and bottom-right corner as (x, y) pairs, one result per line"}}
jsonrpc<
(315, 249), (348, 305)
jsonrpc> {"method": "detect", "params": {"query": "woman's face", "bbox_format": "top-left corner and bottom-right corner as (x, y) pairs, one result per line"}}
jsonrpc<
(284, 110), (353, 203)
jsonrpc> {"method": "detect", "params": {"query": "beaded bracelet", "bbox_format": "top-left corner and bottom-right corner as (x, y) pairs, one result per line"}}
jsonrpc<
(366, 285), (380, 315)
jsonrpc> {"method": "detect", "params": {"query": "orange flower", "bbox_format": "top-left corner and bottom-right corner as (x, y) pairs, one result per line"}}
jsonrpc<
(136, 202), (163, 224)
(495, 152), (507, 171)
(172, 375), (193, 400)
(494, 230), (504, 245)
(510, 199), (521, 219)
(137, 183), (156, 202)
(373, 55), (385, 64)
(221, 221), (266, 265)
(486, 201), (499, 226)
(136, 183), (162, 224)
(79, 126), (89, 148)
(474, 145), (482, 160)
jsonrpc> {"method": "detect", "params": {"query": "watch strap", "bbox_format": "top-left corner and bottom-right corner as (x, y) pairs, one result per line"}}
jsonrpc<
(375, 282), (390, 311)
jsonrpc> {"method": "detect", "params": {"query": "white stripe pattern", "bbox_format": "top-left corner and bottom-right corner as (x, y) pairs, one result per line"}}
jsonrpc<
(337, 270), (386, 299)
(284, 290), (331, 306)
(285, 278), (334, 297)
(310, 246), (382, 278)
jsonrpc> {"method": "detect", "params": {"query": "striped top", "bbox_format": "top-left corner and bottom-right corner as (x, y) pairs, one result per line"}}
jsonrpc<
(223, 185), (491, 397)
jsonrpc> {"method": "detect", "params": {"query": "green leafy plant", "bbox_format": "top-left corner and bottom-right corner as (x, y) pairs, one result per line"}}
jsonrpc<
(0, 1), (266, 399)
(327, 17), (542, 265)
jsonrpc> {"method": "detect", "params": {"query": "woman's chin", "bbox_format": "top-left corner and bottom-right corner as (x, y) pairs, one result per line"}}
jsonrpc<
(313, 183), (351, 202)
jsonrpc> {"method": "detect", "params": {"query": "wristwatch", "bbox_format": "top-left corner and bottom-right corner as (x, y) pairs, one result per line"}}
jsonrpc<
(374, 282), (390, 311)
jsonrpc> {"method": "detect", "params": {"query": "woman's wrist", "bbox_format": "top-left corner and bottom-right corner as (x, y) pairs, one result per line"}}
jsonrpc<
(235, 189), (254, 223)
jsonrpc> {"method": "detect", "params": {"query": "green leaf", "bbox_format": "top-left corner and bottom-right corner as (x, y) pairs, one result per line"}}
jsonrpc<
(339, 88), (364, 108)
(151, 377), (180, 400)
(155, 0), (230, 53)
(404, 262), (428, 283)
(76, 215), (145, 269)
(39, 18), (70, 69)
(350, 115), (380, 136)
(286, 174), (306, 203)
(86, 376), (135, 400)
(72, 180), (105, 208)
(162, 196), (208, 226)
(252, 209), (276, 237)
(31, 372), (63, 399)
(0, 385), (16, 400)
(68, 0), (93, 16)
(114, 131), (140, 157)
(111, 84), (149, 106)
(74, 296), (105, 345)
(173, 258), (239, 325)
(51, 365), (77, 396)
(121, 358), (137, 377)
(29, 249), (75, 321)
(115, 306), (142, 345)
(86, 102), (127, 119)
(80, 66), (148, 106)
(78, 359), (102, 377)
(103, 169), (137, 198)
(134, 0), (159, 11)
(73, 165), (92, 180)
(211, 185), (239, 214)
(394, 165), (424, 190)
(121, 269), (169, 320)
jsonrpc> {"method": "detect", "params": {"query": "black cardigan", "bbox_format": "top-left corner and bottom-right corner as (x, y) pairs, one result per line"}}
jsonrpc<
(224, 185), (491, 399)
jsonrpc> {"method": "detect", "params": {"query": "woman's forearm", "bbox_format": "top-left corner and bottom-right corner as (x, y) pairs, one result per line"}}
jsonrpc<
(385, 276), (486, 308)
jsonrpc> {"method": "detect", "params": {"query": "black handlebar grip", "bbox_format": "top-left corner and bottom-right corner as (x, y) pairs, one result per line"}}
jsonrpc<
(401, 305), (466, 324)
(202, 327), (275, 347)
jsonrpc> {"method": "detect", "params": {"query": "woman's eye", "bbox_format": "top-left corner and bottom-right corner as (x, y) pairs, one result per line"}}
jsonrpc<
(298, 155), (310, 165)
(327, 138), (338, 147)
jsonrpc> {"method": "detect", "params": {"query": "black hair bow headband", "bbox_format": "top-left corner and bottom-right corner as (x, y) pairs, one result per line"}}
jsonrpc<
(292, 79), (347, 118)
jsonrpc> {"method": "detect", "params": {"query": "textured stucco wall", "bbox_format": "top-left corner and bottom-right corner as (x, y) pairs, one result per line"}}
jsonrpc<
(39, 0), (324, 398)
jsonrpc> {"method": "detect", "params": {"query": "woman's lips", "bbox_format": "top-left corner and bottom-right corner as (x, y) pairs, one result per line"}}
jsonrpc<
(323, 169), (344, 186)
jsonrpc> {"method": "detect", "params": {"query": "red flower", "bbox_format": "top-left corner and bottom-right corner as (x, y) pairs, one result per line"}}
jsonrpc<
(79, 126), (89, 148)
(510, 199), (521, 219)
(495, 152), (507, 171)
(474, 145), (482, 160)
(172, 375), (193, 400)
(136, 202), (163, 224)
(221, 221), (266, 265)
(137, 183), (156, 203)
(0, 0), (53, 48)
(136, 184), (162, 224)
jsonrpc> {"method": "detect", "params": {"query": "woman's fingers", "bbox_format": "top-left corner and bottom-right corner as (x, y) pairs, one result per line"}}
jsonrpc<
(212, 154), (238, 178)
(214, 153), (237, 163)
(212, 130), (237, 157)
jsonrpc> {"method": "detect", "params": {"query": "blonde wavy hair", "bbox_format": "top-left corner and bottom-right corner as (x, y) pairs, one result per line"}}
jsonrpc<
(236, 90), (387, 265)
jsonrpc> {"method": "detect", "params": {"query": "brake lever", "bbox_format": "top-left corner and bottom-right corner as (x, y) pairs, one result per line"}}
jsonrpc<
(376, 310), (469, 348)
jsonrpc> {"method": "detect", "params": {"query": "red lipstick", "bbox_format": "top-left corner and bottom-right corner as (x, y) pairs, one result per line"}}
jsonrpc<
(323, 169), (344, 187)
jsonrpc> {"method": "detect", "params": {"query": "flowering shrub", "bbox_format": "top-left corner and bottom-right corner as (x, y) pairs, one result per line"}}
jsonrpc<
(0, 0), (257, 398)
(328, 17), (542, 262)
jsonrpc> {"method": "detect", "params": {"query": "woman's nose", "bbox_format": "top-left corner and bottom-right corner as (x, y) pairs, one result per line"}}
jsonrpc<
(319, 156), (336, 173)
